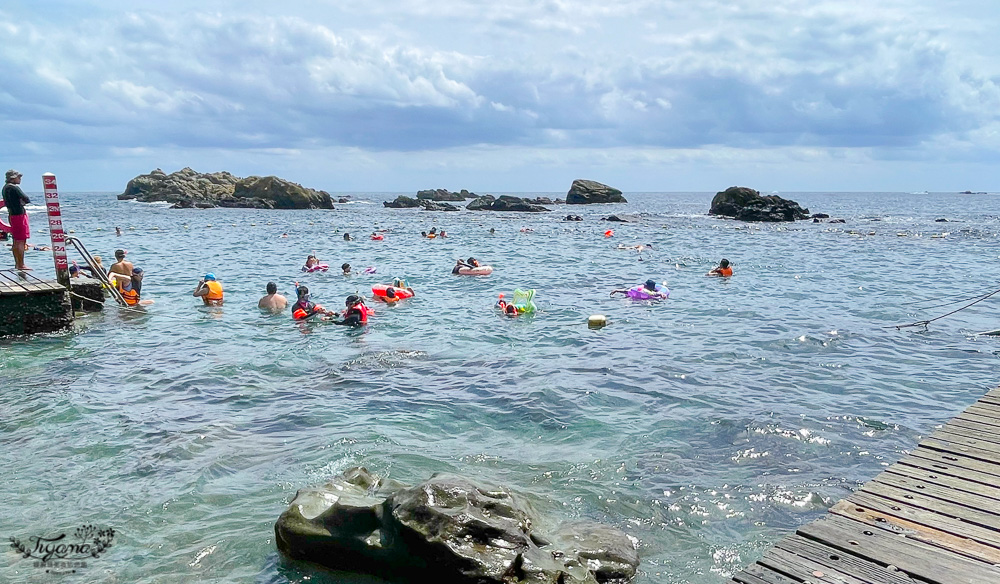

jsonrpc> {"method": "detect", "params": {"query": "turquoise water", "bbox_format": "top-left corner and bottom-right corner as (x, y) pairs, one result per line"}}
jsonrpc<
(2, 192), (999, 583)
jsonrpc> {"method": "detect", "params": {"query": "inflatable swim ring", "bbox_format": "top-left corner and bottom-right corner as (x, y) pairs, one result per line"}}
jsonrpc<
(371, 234), (384, 241)
(604, 230), (614, 237)
(372, 283), (414, 302)
(456, 265), (493, 276)
(626, 283), (669, 300)
(302, 264), (329, 272)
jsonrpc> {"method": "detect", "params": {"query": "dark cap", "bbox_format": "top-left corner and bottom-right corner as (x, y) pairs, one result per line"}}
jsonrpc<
(346, 294), (361, 305)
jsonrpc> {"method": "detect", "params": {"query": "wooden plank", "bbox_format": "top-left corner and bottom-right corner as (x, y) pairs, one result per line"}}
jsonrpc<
(797, 514), (1000, 584)
(774, 534), (915, 584)
(964, 402), (1000, 421)
(901, 451), (1000, 487)
(921, 436), (1000, 467)
(985, 387), (1000, 400)
(860, 480), (1000, 531)
(835, 497), (1000, 563)
(926, 430), (1000, 459)
(942, 418), (1000, 445)
(884, 464), (1000, 504)
(871, 472), (1000, 517)
(759, 546), (872, 584)
(732, 562), (799, 584)
(956, 411), (1000, 430)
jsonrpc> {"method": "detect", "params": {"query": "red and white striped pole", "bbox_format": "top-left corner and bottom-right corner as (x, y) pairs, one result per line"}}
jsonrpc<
(42, 173), (70, 287)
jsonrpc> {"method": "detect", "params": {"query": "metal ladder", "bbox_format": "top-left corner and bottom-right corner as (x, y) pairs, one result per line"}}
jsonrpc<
(65, 236), (128, 306)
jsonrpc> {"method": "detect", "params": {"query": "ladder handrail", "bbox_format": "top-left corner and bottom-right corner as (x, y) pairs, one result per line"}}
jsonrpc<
(65, 236), (128, 306)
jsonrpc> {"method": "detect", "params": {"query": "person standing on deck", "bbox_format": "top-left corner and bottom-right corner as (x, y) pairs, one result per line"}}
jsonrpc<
(2, 170), (31, 270)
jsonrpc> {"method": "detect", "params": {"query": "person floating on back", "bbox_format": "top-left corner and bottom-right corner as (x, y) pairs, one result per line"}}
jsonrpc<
(610, 279), (669, 300)
(707, 259), (733, 277)
(194, 273), (224, 306)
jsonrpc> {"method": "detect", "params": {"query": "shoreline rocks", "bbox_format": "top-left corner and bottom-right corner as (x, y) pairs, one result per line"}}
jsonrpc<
(708, 186), (809, 222)
(275, 467), (639, 584)
(417, 188), (477, 201)
(119, 168), (333, 210)
(566, 180), (627, 205)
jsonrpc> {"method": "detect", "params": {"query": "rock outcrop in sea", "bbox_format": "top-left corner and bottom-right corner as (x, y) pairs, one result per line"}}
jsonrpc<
(566, 180), (627, 205)
(708, 186), (809, 222)
(417, 188), (476, 201)
(118, 168), (334, 210)
(466, 195), (551, 212)
(275, 467), (639, 584)
(383, 196), (459, 211)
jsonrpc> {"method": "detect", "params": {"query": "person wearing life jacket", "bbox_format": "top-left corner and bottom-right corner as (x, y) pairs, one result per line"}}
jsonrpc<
(707, 258), (733, 277)
(193, 273), (224, 306)
(108, 268), (142, 306)
(332, 294), (368, 327)
(291, 285), (335, 321)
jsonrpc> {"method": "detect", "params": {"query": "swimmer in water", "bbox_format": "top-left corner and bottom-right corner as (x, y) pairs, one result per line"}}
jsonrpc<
(452, 258), (469, 274)
(610, 279), (668, 299)
(258, 282), (288, 311)
(331, 294), (368, 327)
(291, 285), (336, 321)
(115, 226), (122, 236)
(193, 273), (224, 306)
(343, 232), (352, 241)
(707, 258), (733, 277)
(342, 263), (351, 275)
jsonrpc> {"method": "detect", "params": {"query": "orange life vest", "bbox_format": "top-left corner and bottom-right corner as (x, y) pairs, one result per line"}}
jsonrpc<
(719, 267), (733, 277)
(117, 280), (139, 306)
(203, 280), (224, 304)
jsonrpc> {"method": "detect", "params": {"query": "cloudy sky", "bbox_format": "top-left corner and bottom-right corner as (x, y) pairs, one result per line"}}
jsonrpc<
(1, 0), (997, 192)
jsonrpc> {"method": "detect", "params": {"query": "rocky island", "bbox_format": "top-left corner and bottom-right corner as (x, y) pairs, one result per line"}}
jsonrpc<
(275, 467), (639, 584)
(708, 186), (809, 222)
(118, 167), (334, 209)
(566, 180), (627, 204)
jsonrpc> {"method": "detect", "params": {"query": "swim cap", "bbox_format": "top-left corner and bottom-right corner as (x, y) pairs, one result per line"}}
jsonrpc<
(204, 273), (216, 281)
(644, 279), (657, 290)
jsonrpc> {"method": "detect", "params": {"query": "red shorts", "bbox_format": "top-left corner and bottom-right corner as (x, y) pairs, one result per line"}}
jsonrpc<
(8, 214), (29, 241)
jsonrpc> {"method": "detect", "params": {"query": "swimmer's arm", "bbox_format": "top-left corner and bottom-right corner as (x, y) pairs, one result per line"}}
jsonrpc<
(610, 289), (627, 296)
(193, 280), (208, 297)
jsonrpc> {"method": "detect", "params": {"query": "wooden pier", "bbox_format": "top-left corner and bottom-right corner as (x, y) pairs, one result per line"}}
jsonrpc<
(732, 387), (1000, 584)
(0, 269), (73, 336)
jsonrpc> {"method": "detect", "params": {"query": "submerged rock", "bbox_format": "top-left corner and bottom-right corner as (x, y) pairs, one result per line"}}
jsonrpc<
(119, 167), (333, 210)
(602, 215), (629, 222)
(419, 199), (460, 211)
(709, 186), (809, 222)
(275, 467), (639, 584)
(566, 180), (627, 205)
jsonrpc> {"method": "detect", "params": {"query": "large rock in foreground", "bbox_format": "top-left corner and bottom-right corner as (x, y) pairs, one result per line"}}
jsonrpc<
(275, 467), (639, 584)
(467, 195), (551, 212)
(709, 186), (809, 222)
(566, 180), (627, 205)
(118, 167), (333, 209)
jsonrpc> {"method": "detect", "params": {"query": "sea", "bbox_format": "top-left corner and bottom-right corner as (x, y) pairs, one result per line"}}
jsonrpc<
(2, 191), (999, 584)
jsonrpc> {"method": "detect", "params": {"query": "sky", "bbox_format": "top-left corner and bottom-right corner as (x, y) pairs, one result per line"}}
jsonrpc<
(0, 0), (998, 192)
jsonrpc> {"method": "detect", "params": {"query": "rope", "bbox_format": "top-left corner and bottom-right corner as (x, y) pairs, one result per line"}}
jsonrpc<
(888, 286), (1000, 330)
(899, 284), (1000, 308)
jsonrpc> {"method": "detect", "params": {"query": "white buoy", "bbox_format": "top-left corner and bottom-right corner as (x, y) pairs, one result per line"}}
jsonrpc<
(588, 314), (608, 329)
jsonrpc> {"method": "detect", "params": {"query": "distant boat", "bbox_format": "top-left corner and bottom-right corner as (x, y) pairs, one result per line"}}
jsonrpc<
(911, 191), (929, 195)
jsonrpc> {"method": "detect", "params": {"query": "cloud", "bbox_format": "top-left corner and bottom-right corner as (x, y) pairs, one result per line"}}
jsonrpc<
(0, 0), (997, 190)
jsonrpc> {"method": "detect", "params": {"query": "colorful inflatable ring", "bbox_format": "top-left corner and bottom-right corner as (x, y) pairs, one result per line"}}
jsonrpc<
(371, 234), (384, 241)
(626, 284), (669, 300)
(456, 265), (493, 276)
(372, 284), (414, 301)
(302, 264), (329, 272)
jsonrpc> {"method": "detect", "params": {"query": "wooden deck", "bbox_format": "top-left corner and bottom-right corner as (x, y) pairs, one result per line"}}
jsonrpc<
(732, 387), (1000, 584)
(0, 269), (66, 295)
